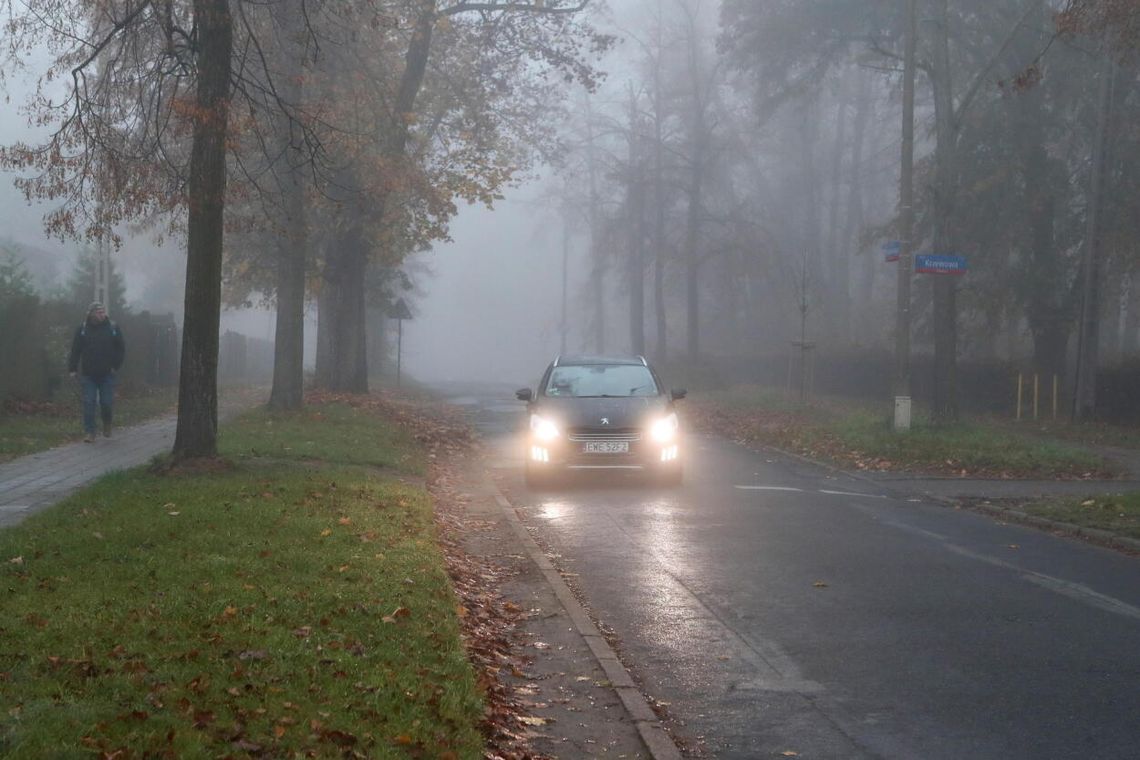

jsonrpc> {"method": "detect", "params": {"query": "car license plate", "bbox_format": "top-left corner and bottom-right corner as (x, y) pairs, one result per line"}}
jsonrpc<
(583, 441), (629, 454)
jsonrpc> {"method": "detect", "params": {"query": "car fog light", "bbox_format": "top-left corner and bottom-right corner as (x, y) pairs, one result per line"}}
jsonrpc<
(660, 445), (678, 462)
(531, 446), (550, 463)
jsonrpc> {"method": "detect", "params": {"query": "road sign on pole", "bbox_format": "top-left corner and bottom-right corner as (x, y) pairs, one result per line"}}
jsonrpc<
(914, 254), (967, 275)
(882, 240), (902, 262)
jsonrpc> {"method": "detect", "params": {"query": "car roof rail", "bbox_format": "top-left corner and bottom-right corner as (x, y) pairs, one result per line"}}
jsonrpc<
(638, 355), (648, 366)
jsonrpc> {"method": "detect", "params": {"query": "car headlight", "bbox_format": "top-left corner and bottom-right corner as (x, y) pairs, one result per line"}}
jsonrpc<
(649, 412), (679, 443)
(530, 413), (560, 441)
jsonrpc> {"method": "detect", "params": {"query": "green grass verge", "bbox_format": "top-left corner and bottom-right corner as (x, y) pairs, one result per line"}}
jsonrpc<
(831, 409), (1109, 477)
(0, 402), (483, 758)
(0, 387), (178, 463)
(219, 402), (425, 475)
(1011, 493), (1140, 541)
(692, 386), (1114, 479)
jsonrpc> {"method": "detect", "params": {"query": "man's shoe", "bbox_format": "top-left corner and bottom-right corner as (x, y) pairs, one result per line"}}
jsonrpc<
(84, 433), (95, 443)
(102, 422), (112, 438)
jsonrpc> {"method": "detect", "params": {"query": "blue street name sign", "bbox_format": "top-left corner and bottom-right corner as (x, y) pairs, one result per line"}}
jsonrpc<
(882, 240), (901, 262)
(915, 254), (967, 275)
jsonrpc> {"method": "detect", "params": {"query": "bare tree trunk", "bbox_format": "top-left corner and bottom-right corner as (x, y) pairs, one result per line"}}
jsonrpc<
(652, 88), (667, 362)
(321, 0), (436, 389)
(627, 88), (645, 355)
(320, 221), (369, 392)
(929, 0), (959, 423)
(585, 96), (606, 354)
(173, 0), (233, 460)
(268, 0), (307, 411)
(1124, 267), (1140, 355)
(684, 144), (702, 361)
(315, 282), (332, 388)
(843, 71), (870, 345)
(1101, 249), (1122, 364)
(825, 83), (850, 340)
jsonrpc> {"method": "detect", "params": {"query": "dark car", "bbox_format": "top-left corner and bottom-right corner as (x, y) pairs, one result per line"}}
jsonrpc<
(516, 355), (686, 487)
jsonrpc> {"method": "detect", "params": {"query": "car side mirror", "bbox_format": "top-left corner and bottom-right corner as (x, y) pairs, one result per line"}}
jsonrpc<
(516, 388), (533, 402)
(671, 388), (687, 401)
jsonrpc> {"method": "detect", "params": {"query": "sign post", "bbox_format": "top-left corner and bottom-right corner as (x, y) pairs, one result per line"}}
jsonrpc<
(388, 298), (412, 388)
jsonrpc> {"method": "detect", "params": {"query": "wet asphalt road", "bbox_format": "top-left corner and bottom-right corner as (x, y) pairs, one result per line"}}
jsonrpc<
(448, 385), (1140, 759)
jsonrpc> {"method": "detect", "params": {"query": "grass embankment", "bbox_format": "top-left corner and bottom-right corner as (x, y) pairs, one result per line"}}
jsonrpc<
(689, 385), (1115, 479)
(0, 400), (484, 758)
(0, 386), (179, 463)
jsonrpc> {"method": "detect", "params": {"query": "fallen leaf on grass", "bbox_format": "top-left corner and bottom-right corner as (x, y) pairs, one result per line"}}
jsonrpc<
(519, 716), (550, 726)
(8, 556), (22, 565)
(382, 607), (410, 624)
(813, 581), (829, 588)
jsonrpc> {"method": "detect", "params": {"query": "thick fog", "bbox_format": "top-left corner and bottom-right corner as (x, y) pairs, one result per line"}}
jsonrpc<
(2, 0), (1136, 412)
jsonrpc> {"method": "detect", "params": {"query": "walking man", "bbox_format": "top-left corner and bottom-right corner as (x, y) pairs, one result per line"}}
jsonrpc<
(68, 302), (126, 442)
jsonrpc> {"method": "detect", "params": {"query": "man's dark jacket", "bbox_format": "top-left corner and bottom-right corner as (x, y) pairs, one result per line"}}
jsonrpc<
(68, 318), (125, 378)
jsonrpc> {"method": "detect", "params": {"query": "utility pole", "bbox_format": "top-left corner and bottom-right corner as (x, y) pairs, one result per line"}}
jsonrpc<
(1073, 54), (1115, 421)
(893, 0), (917, 432)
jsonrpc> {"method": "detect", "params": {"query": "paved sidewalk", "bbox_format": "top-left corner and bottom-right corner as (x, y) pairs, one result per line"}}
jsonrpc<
(0, 392), (265, 529)
(0, 415), (177, 528)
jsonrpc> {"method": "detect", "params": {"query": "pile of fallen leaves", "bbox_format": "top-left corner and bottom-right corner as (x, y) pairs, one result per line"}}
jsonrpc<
(686, 399), (861, 468)
(434, 485), (544, 760)
(315, 388), (544, 758)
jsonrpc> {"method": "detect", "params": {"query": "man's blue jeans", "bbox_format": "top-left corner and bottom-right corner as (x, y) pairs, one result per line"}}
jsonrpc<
(81, 373), (116, 434)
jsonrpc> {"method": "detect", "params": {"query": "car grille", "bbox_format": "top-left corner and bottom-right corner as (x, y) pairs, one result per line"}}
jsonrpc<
(567, 429), (641, 443)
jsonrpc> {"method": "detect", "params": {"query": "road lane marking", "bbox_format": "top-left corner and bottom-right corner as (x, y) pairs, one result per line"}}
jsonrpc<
(943, 543), (1140, 623)
(735, 486), (803, 492)
(735, 486), (889, 499)
(854, 505), (1140, 622)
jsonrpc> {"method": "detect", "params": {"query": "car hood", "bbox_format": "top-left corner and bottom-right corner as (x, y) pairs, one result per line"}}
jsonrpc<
(535, 395), (670, 430)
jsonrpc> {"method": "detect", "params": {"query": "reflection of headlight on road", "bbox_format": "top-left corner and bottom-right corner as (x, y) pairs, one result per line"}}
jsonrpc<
(530, 414), (560, 441)
(650, 412), (679, 443)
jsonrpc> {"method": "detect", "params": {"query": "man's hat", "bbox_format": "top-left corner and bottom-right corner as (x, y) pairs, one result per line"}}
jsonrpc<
(88, 301), (105, 313)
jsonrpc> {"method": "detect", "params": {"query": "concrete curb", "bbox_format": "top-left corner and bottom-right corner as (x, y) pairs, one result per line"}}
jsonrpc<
(959, 500), (1140, 555)
(484, 473), (684, 760)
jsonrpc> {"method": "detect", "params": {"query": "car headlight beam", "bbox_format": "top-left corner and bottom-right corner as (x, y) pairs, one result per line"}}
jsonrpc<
(530, 413), (560, 441)
(650, 412), (679, 443)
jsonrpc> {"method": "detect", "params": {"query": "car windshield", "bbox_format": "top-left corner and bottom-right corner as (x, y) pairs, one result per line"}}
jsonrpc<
(544, 364), (660, 398)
